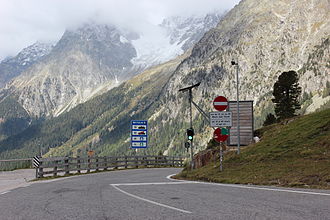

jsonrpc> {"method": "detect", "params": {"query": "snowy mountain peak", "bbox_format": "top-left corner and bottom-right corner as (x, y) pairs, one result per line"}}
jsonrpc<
(160, 12), (222, 51)
(131, 12), (223, 69)
(15, 41), (54, 66)
(0, 41), (54, 88)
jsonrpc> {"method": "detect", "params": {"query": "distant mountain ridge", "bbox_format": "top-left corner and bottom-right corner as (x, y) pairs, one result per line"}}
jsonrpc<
(0, 12), (221, 118)
(1, 0), (328, 161)
(0, 42), (53, 88)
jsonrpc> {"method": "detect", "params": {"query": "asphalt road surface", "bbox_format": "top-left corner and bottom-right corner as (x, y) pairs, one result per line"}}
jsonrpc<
(0, 168), (330, 220)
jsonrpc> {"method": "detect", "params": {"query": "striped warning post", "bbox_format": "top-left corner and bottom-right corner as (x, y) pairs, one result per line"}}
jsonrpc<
(33, 156), (40, 168)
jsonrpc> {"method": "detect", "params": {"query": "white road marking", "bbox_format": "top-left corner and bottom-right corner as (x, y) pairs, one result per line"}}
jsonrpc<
(166, 174), (187, 181)
(112, 182), (190, 186)
(0, 191), (10, 195)
(166, 174), (330, 197)
(111, 184), (192, 214)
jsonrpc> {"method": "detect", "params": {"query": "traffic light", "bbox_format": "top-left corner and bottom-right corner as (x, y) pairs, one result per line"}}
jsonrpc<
(187, 128), (194, 140)
(184, 142), (190, 152)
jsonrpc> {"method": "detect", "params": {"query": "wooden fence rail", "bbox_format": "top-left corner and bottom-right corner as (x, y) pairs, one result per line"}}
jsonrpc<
(36, 155), (185, 178)
(0, 158), (32, 171)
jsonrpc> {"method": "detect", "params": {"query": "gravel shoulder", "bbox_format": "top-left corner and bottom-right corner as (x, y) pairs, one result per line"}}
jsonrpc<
(0, 169), (35, 193)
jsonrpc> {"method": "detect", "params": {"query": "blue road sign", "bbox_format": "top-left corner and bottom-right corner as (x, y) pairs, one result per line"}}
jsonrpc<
(131, 120), (148, 148)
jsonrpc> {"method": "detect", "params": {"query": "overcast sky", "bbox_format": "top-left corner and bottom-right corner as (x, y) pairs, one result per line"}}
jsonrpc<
(0, 0), (240, 60)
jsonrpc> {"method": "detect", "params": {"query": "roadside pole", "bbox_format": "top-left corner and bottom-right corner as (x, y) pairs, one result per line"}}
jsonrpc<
(189, 89), (194, 170)
(219, 141), (223, 172)
(211, 96), (231, 172)
(179, 83), (200, 170)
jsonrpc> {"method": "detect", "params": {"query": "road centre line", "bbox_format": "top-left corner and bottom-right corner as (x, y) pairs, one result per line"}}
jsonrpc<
(166, 174), (330, 197)
(111, 184), (192, 214)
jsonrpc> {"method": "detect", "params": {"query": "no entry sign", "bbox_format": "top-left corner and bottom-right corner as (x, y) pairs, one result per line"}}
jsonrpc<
(213, 96), (228, 111)
(213, 128), (229, 143)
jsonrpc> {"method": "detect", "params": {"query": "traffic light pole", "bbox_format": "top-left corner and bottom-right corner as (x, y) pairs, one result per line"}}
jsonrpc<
(189, 89), (194, 169)
(179, 83), (201, 170)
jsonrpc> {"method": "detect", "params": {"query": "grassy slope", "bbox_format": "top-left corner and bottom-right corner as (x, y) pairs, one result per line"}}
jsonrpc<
(177, 108), (330, 189)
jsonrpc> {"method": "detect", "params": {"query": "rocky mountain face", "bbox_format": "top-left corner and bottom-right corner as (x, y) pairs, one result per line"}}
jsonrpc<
(0, 24), (137, 117)
(0, 13), (220, 118)
(0, 42), (53, 88)
(1, 0), (329, 159)
(162, 0), (330, 131)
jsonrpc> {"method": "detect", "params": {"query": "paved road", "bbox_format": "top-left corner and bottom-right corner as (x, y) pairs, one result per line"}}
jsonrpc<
(0, 169), (35, 193)
(0, 168), (330, 220)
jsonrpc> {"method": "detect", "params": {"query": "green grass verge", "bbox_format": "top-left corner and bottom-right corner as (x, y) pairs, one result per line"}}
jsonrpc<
(176, 108), (330, 189)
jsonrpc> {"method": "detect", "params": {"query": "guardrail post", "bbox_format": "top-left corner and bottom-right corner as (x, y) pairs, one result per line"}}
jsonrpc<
(135, 156), (138, 168)
(143, 156), (147, 167)
(96, 157), (99, 172)
(39, 160), (43, 178)
(77, 156), (81, 174)
(64, 158), (70, 175)
(87, 156), (91, 173)
(103, 157), (107, 171)
(53, 160), (58, 177)
(114, 158), (118, 170)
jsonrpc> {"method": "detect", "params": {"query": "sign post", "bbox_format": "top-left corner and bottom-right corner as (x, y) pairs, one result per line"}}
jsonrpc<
(211, 96), (231, 172)
(131, 120), (148, 149)
(213, 128), (229, 171)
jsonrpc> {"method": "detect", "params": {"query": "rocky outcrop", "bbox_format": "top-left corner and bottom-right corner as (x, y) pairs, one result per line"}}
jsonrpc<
(0, 42), (53, 88)
(149, 0), (330, 154)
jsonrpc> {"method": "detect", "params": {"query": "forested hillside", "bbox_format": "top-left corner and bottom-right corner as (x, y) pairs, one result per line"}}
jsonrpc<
(0, 54), (189, 159)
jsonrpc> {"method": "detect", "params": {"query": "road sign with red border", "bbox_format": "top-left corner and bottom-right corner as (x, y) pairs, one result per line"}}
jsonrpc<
(213, 96), (228, 111)
(213, 128), (229, 143)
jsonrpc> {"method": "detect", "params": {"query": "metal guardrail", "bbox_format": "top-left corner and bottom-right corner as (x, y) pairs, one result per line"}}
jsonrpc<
(0, 158), (32, 162)
(36, 155), (185, 178)
(0, 158), (32, 171)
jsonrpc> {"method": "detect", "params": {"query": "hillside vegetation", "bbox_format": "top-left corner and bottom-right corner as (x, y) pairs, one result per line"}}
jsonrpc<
(0, 54), (189, 161)
(177, 108), (330, 189)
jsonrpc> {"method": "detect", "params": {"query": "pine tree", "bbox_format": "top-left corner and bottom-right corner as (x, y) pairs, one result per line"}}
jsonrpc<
(263, 113), (276, 126)
(272, 71), (301, 120)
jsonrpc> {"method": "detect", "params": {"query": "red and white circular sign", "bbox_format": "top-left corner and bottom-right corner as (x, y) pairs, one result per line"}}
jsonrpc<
(213, 128), (229, 143)
(213, 96), (228, 111)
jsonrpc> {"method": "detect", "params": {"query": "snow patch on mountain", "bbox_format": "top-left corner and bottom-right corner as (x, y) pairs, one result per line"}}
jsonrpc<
(130, 12), (222, 69)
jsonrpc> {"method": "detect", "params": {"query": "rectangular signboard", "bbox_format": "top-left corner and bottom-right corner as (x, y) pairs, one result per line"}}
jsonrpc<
(227, 101), (253, 146)
(210, 111), (232, 127)
(131, 120), (148, 148)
